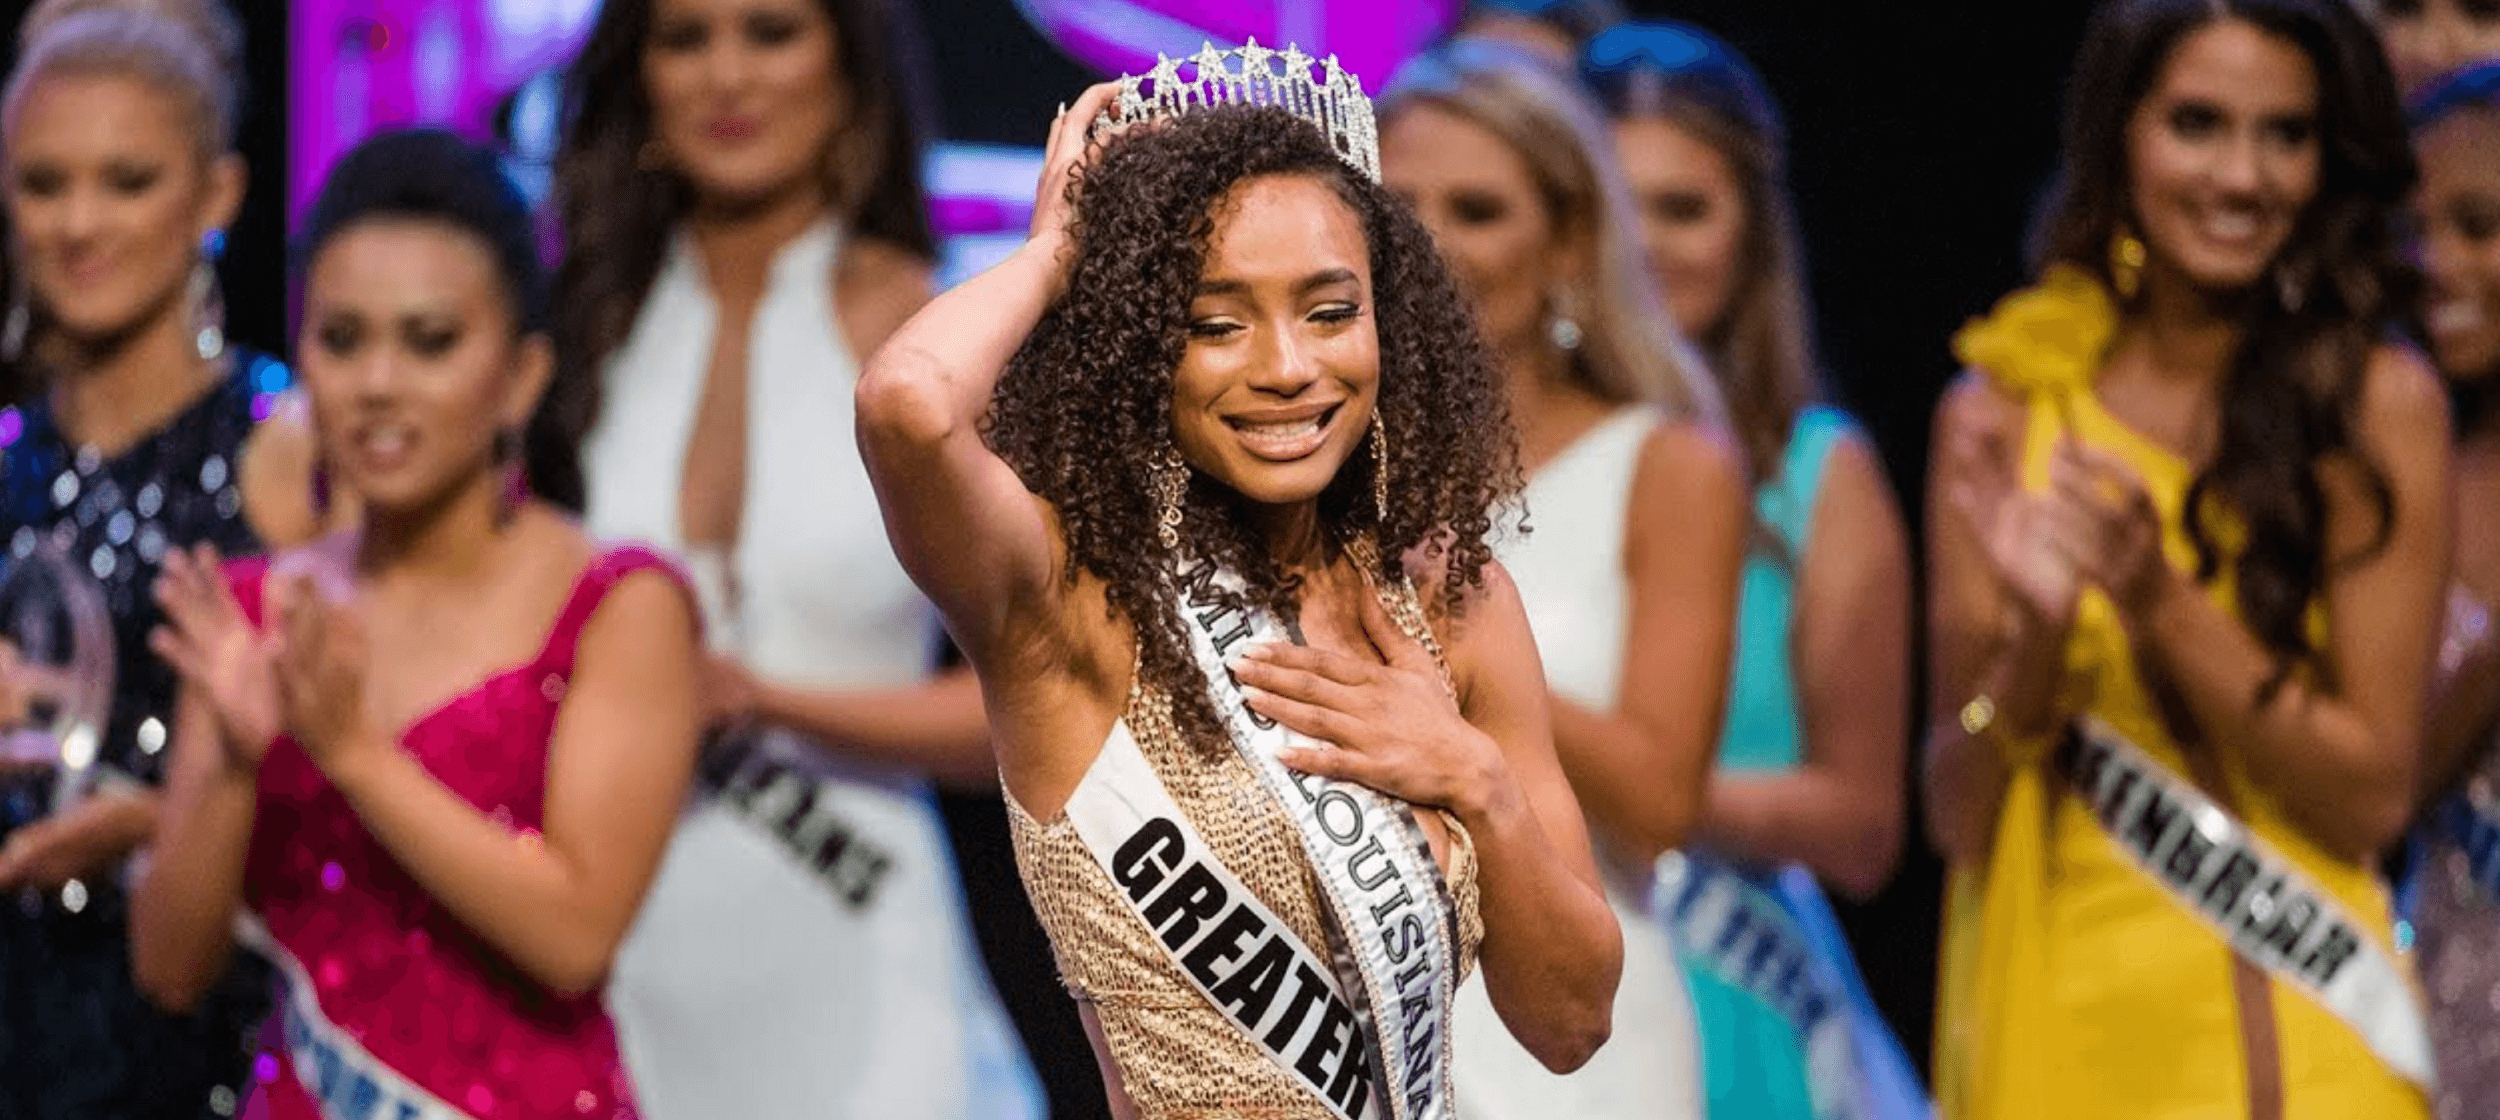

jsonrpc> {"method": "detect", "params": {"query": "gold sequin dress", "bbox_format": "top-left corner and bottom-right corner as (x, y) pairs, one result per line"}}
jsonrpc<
(1009, 619), (1486, 1117)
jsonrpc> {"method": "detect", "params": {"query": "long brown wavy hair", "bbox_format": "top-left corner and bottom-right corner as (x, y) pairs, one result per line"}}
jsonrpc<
(544, 0), (936, 509)
(2035, 0), (2414, 689)
(985, 105), (1520, 747)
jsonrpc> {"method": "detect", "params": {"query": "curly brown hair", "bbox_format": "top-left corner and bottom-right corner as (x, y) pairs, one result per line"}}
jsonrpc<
(985, 104), (1520, 746)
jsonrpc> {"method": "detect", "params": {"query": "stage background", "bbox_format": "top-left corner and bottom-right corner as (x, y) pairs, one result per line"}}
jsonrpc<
(3, 1), (2113, 1114)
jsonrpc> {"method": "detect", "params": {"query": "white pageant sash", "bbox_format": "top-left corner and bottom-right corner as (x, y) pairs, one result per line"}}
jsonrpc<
(231, 914), (477, 1120)
(1065, 720), (1381, 1120)
(2059, 717), (2435, 1090)
(1656, 851), (1867, 1120)
(1160, 555), (1461, 1120)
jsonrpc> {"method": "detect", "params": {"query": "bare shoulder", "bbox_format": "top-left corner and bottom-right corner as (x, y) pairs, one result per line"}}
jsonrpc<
(1628, 416), (1746, 520)
(1398, 544), (1530, 655)
(834, 236), (938, 359)
(2356, 343), (2451, 447)
(1933, 369), (2020, 436)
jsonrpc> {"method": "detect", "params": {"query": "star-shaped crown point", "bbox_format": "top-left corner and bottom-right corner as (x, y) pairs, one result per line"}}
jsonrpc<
(1099, 40), (1380, 182)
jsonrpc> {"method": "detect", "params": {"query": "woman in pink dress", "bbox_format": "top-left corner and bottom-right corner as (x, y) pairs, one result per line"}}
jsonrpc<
(127, 128), (704, 1120)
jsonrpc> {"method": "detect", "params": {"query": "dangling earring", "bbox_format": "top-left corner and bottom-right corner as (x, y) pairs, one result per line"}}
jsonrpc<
(494, 427), (526, 525)
(1150, 444), (1189, 551)
(2275, 258), (2309, 315)
(2110, 229), (2147, 301)
(1, 284), (28, 365)
(1370, 411), (1391, 528)
(1547, 286), (1584, 353)
(188, 248), (225, 362)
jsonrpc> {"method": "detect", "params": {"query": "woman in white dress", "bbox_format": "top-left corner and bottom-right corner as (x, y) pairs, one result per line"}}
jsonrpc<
(1381, 37), (1742, 1120)
(548, 0), (1040, 1116)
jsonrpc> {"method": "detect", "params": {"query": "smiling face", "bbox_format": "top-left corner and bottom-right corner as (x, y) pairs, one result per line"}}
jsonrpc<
(3, 70), (238, 349)
(2414, 108), (2500, 383)
(2124, 18), (2322, 297)
(298, 219), (550, 516)
(1169, 173), (1382, 508)
(1382, 102), (1575, 357)
(1612, 114), (1745, 343)
(642, 0), (842, 210)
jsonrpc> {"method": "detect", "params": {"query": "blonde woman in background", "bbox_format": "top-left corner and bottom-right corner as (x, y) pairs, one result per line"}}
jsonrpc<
(0, 2), (276, 1115)
(1381, 37), (1739, 1120)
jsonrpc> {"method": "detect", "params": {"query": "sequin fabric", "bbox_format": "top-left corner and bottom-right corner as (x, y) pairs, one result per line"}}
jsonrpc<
(228, 547), (681, 1120)
(2414, 752), (2500, 1120)
(1007, 578), (1484, 1119)
(0, 356), (281, 1120)
(0, 355), (283, 805)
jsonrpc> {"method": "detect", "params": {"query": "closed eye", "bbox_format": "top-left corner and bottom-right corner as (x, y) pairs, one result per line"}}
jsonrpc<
(1187, 319), (1244, 340)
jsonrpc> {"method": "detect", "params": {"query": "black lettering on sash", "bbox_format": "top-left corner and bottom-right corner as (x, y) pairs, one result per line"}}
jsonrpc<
(2164, 820), (2218, 885)
(1180, 905), (1270, 987)
(2301, 923), (2362, 986)
(1263, 963), (1332, 1050)
(1716, 898), (1757, 958)
(2126, 788), (2182, 861)
(1742, 919), (1781, 986)
(2098, 767), (2141, 828)
(2238, 875), (2287, 935)
(2068, 735), (2111, 793)
(1143, 864), (1229, 949)
(775, 777), (819, 835)
(1402, 1016), (1436, 1099)
(1294, 997), (1356, 1089)
(2202, 849), (2261, 915)
(1380, 912), (1423, 964)
(2258, 894), (2319, 958)
(1394, 957), (1430, 993)
(829, 846), (891, 907)
(1313, 790), (1365, 845)
(1325, 1028), (1374, 1118)
(1367, 881), (1413, 924)
(1346, 834), (1395, 891)
(1112, 818), (1188, 902)
(1212, 937), (1296, 1025)
(1175, 562), (1254, 653)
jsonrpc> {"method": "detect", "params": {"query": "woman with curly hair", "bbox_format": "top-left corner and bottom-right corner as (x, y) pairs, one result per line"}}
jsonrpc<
(548, 0), (1038, 1114)
(856, 62), (1623, 1117)
(1928, 1), (2445, 1116)
(1377, 37), (1728, 1120)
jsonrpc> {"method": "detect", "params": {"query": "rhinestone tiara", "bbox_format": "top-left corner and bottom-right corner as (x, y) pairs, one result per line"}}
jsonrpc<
(1095, 39), (1380, 183)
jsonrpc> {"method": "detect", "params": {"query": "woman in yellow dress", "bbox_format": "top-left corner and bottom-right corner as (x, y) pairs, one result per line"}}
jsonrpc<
(1926, 1), (2448, 1117)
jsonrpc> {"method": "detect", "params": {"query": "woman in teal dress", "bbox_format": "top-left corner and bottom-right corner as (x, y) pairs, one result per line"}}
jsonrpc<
(1582, 22), (1929, 1120)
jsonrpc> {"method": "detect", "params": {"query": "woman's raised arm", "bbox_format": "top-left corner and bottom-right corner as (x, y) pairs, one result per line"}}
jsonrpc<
(854, 83), (1120, 660)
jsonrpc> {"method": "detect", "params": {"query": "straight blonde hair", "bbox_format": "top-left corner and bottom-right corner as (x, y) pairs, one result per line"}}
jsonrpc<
(1381, 36), (1728, 427)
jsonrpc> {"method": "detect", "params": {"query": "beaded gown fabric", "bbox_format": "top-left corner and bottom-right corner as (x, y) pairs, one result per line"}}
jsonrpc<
(1008, 580), (1485, 1118)
(0, 356), (278, 1119)
(2413, 739), (2500, 1120)
(229, 548), (680, 1120)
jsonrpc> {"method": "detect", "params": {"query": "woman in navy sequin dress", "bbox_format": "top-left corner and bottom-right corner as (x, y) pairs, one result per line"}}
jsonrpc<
(0, 2), (280, 1116)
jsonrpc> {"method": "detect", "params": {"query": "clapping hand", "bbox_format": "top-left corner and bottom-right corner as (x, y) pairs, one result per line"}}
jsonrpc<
(271, 574), (377, 776)
(150, 544), (282, 771)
